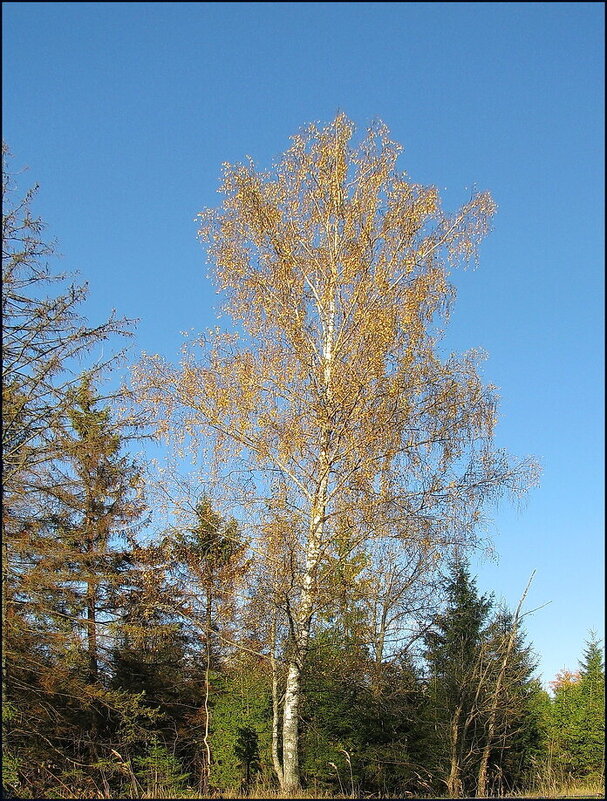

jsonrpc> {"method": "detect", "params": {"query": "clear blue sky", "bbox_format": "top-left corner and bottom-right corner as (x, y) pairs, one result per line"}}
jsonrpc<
(3, 2), (604, 686)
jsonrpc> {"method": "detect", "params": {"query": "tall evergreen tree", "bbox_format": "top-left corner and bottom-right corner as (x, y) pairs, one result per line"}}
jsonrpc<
(2, 145), (131, 702)
(4, 377), (147, 796)
(424, 562), (492, 797)
(2, 147), (134, 796)
(577, 635), (606, 777)
(160, 495), (249, 792)
(477, 608), (543, 795)
(52, 377), (146, 684)
(425, 566), (547, 798)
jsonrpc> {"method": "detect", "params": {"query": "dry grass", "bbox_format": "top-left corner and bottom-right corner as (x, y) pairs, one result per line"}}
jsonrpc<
(202, 779), (606, 800)
(163, 781), (606, 800)
(510, 777), (604, 799)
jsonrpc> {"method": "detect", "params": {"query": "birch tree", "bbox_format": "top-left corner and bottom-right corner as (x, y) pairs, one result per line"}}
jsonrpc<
(134, 114), (538, 792)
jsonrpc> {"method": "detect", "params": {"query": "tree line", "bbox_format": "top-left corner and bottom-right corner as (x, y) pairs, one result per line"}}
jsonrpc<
(2, 120), (604, 800)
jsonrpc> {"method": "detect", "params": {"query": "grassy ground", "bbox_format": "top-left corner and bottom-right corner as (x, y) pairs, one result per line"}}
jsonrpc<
(170, 780), (606, 799)
(15, 778), (604, 799)
(210, 780), (606, 799)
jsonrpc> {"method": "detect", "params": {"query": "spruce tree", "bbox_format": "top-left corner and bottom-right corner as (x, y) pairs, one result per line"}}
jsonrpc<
(4, 376), (147, 796)
(478, 608), (543, 795)
(424, 562), (492, 797)
(160, 495), (249, 792)
(549, 636), (605, 781)
(577, 635), (606, 777)
(2, 147), (134, 797)
(2, 145), (131, 706)
(40, 377), (146, 685)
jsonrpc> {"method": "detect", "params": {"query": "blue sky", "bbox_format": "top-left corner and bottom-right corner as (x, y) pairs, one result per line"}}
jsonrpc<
(3, 2), (604, 685)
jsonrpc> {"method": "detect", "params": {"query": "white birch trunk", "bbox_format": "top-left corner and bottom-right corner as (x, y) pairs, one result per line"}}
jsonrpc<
(270, 615), (284, 786)
(281, 659), (302, 791)
(280, 236), (337, 791)
(280, 474), (328, 791)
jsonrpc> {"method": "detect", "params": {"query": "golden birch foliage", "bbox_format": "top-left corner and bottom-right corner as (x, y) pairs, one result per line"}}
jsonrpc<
(134, 112), (537, 563)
